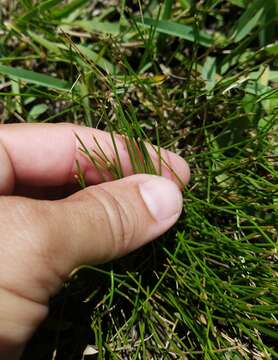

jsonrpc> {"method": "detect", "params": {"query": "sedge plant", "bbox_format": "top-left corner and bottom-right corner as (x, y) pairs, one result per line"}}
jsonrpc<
(0, 1), (277, 359)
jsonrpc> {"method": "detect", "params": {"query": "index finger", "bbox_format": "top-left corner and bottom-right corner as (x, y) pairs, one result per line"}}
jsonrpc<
(0, 123), (190, 194)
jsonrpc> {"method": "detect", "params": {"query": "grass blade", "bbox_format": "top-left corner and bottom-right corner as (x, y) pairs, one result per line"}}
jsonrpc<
(0, 64), (71, 91)
(134, 17), (214, 47)
(231, 0), (265, 42)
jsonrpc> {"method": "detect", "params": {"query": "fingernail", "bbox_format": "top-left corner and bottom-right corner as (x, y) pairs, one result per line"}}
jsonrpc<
(139, 177), (183, 222)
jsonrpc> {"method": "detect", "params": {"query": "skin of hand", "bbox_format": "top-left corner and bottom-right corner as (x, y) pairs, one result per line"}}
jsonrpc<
(0, 123), (190, 359)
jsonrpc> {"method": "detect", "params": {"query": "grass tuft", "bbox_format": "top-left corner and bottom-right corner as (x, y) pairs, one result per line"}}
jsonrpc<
(0, 0), (277, 358)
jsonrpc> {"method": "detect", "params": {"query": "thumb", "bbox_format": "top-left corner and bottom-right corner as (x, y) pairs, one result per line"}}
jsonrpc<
(0, 175), (183, 357)
(58, 174), (183, 272)
(0, 175), (184, 305)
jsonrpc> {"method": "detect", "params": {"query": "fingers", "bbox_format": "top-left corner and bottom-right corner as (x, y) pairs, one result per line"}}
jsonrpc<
(0, 174), (183, 354)
(47, 174), (183, 286)
(59, 175), (183, 269)
(0, 123), (190, 195)
(0, 175), (183, 305)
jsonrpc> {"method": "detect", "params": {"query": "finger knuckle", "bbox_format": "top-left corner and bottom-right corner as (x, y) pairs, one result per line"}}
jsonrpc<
(85, 188), (137, 257)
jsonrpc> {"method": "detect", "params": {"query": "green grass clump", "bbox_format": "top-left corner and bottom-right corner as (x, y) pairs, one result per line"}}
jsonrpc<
(0, 1), (277, 359)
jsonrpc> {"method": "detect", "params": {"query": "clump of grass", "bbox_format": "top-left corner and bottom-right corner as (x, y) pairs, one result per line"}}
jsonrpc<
(0, 1), (277, 359)
(75, 106), (159, 185)
(75, 97), (185, 189)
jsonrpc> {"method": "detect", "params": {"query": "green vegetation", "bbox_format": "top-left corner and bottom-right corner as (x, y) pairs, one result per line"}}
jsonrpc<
(0, 0), (277, 358)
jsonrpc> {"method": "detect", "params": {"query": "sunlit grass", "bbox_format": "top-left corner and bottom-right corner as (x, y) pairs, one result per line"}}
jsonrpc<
(0, 1), (277, 359)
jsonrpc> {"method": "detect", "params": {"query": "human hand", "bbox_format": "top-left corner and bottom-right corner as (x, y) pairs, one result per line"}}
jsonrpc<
(0, 123), (190, 359)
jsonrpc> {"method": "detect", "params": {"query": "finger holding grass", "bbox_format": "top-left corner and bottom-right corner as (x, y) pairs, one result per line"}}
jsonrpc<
(0, 123), (190, 359)
(0, 123), (190, 194)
